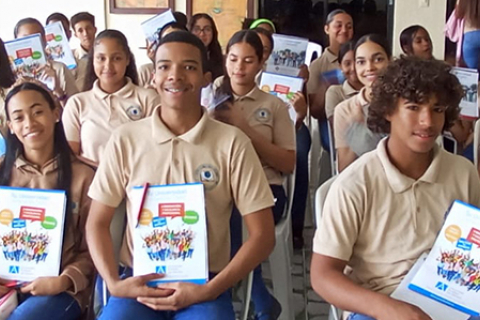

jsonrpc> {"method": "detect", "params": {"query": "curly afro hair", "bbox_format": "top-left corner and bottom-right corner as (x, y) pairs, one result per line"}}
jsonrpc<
(367, 56), (464, 134)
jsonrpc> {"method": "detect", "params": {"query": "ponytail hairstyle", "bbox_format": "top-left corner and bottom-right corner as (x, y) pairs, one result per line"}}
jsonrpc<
(354, 33), (392, 59)
(84, 29), (139, 90)
(1, 82), (75, 249)
(215, 30), (263, 101)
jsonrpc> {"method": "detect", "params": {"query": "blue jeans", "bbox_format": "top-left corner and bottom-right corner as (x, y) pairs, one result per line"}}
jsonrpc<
(99, 289), (234, 320)
(8, 292), (81, 320)
(348, 313), (480, 320)
(292, 124), (311, 240)
(463, 30), (480, 71)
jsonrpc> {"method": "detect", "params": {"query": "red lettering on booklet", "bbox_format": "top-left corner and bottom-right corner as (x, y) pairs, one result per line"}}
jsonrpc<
(158, 203), (185, 217)
(16, 48), (33, 59)
(467, 228), (480, 246)
(19, 206), (45, 221)
(273, 84), (290, 94)
(45, 33), (55, 41)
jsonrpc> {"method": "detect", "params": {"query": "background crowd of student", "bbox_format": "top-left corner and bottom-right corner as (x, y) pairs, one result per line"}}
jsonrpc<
(0, 1), (480, 319)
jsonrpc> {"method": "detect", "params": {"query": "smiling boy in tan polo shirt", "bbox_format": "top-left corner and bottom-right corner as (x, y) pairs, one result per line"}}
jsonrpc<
(86, 31), (276, 320)
(311, 57), (480, 320)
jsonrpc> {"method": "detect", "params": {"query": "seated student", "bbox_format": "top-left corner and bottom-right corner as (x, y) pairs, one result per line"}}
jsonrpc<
(0, 38), (16, 132)
(400, 25), (433, 60)
(325, 41), (363, 128)
(14, 18), (79, 105)
(334, 34), (390, 172)
(71, 12), (97, 92)
(307, 9), (353, 120)
(189, 13), (224, 81)
(212, 30), (296, 319)
(138, 22), (188, 88)
(0, 80), (95, 320)
(46, 12), (88, 93)
(62, 30), (159, 168)
(85, 30), (276, 320)
(311, 57), (480, 320)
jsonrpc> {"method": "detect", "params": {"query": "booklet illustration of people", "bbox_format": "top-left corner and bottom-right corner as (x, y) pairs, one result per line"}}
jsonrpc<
(266, 34), (308, 77)
(408, 200), (480, 317)
(451, 67), (479, 119)
(44, 21), (77, 70)
(4, 34), (47, 80)
(132, 183), (208, 286)
(141, 9), (176, 44)
(0, 187), (67, 282)
(260, 72), (303, 122)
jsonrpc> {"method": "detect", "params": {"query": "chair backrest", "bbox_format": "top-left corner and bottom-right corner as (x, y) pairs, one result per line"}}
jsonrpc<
(327, 120), (337, 176)
(442, 134), (458, 154)
(314, 177), (337, 227)
(474, 120), (480, 168)
(305, 42), (323, 66)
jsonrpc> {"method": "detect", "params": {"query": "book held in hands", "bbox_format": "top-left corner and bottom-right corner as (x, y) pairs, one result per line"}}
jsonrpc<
(44, 21), (77, 70)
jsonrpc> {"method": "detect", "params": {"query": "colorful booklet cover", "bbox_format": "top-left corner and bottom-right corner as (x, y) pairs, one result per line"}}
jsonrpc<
(408, 200), (480, 317)
(451, 67), (479, 119)
(132, 183), (208, 286)
(266, 34), (308, 77)
(4, 34), (47, 80)
(141, 9), (176, 43)
(44, 21), (77, 70)
(0, 187), (67, 282)
(260, 72), (303, 122)
(0, 290), (17, 320)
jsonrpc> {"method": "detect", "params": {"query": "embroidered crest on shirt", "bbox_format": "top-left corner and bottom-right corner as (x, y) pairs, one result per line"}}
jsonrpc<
(255, 108), (271, 122)
(126, 105), (144, 121)
(195, 164), (219, 190)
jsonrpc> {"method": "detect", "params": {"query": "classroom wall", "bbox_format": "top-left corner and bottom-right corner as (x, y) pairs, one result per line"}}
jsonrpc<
(393, 0), (447, 59)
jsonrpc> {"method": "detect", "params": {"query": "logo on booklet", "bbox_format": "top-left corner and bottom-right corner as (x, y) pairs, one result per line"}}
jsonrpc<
(8, 265), (19, 274)
(156, 266), (167, 274)
(435, 281), (448, 291)
(195, 164), (219, 190)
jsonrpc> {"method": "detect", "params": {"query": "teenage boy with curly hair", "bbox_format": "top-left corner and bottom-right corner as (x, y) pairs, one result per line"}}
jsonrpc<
(310, 57), (480, 320)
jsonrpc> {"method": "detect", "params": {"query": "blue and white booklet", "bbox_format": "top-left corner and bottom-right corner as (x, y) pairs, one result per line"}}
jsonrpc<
(44, 21), (77, 70)
(141, 9), (176, 43)
(0, 187), (67, 282)
(406, 200), (480, 318)
(132, 183), (208, 286)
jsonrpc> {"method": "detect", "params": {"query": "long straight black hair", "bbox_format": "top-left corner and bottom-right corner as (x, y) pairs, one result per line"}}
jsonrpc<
(1, 82), (74, 247)
(215, 30), (263, 100)
(84, 29), (139, 91)
(0, 39), (15, 90)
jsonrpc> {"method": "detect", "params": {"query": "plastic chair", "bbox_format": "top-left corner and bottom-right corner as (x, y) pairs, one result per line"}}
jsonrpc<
(268, 171), (296, 320)
(314, 177), (342, 320)
(326, 121), (338, 176)
(305, 42), (323, 66)
(474, 120), (480, 168)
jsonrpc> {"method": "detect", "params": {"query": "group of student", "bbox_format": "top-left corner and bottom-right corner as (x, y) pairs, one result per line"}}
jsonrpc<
(0, 2), (479, 320)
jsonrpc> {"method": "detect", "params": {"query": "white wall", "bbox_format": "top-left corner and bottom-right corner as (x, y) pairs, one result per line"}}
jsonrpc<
(393, 0), (447, 59)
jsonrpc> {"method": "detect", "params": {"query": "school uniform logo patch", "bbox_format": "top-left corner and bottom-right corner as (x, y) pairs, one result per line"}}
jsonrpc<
(195, 164), (219, 190)
(255, 108), (271, 122)
(126, 105), (143, 121)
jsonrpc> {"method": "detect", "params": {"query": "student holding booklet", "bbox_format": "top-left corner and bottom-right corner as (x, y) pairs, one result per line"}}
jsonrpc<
(0, 80), (94, 320)
(311, 57), (480, 320)
(86, 31), (276, 320)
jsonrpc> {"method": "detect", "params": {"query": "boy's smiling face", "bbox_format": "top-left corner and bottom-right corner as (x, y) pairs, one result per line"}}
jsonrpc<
(153, 42), (208, 110)
(387, 95), (447, 155)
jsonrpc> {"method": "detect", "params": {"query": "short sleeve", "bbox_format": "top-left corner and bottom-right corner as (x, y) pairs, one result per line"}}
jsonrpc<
(88, 131), (127, 208)
(273, 101), (296, 151)
(57, 63), (79, 98)
(307, 58), (322, 95)
(230, 136), (275, 216)
(62, 97), (82, 143)
(333, 98), (352, 149)
(312, 176), (362, 261)
(325, 85), (343, 119)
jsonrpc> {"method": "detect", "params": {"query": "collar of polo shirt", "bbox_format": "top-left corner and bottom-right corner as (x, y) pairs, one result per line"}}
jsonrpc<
(151, 106), (209, 144)
(14, 154), (61, 173)
(376, 137), (441, 193)
(343, 80), (360, 97)
(324, 47), (339, 64)
(92, 77), (135, 100)
(233, 85), (263, 102)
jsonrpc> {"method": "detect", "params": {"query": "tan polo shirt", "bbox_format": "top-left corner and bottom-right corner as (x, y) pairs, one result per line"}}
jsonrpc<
(73, 46), (89, 60)
(333, 87), (369, 149)
(232, 86), (296, 185)
(88, 108), (275, 273)
(138, 62), (154, 88)
(62, 78), (160, 164)
(325, 81), (360, 119)
(313, 138), (480, 295)
(71, 57), (88, 92)
(307, 48), (339, 95)
(9, 155), (95, 311)
(51, 60), (79, 99)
